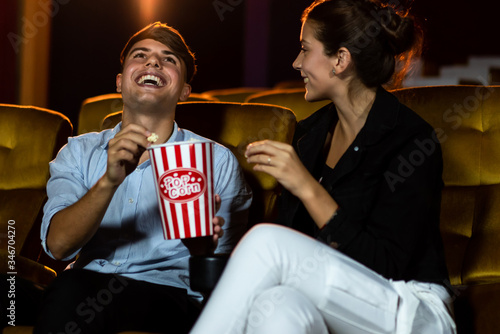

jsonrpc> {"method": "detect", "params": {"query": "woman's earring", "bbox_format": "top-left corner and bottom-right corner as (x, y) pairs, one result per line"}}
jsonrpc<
(332, 69), (336, 75)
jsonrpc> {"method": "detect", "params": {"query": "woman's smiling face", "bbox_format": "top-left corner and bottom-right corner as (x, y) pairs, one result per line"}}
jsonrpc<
(293, 21), (337, 102)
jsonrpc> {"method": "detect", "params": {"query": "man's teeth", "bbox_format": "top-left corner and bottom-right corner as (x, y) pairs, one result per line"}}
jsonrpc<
(304, 77), (309, 83)
(138, 74), (164, 86)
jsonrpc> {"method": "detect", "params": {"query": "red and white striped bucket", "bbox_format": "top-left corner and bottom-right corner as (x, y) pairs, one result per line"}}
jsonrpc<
(148, 140), (215, 240)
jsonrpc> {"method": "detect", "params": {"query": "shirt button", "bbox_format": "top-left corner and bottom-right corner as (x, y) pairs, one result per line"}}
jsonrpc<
(113, 261), (121, 266)
(354, 146), (359, 152)
(128, 198), (134, 203)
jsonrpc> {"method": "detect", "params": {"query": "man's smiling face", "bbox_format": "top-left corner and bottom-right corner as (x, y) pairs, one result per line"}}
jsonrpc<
(116, 38), (191, 108)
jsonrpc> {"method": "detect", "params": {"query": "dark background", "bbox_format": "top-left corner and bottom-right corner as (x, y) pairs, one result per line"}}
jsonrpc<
(2, 0), (500, 129)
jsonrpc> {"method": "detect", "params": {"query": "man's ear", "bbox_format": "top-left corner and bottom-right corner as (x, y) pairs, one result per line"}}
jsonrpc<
(178, 83), (192, 102)
(332, 47), (352, 75)
(116, 73), (122, 93)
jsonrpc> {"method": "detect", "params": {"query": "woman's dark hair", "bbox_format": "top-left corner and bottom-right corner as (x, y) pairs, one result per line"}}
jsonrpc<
(120, 22), (197, 83)
(303, 0), (422, 88)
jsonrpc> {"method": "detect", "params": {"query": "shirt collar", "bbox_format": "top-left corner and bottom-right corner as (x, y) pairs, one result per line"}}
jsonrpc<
(165, 121), (183, 143)
(360, 87), (400, 146)
(99, 122), (122, 149)
(295, 87), (401, 164)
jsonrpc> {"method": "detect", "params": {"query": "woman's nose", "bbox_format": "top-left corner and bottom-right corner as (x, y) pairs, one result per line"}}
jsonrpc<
(292, 52), (302, 70)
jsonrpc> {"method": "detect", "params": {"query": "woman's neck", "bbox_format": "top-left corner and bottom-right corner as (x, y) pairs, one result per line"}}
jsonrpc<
(333, 85), (377, 141)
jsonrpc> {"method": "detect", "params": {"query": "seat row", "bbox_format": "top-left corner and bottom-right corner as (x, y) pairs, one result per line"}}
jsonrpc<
(76, 87), (328, 135)
(0, 100), (298, 279)
(2, 85), (500, 333)
(0, 100), (296, 334)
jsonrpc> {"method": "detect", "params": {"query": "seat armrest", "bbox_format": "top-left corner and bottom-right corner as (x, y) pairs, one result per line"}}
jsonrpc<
(189, 254), (229, 294)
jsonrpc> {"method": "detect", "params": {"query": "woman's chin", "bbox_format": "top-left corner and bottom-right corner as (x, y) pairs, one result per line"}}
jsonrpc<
(304, 90), (314, 102)
(304, 91), (324, 103)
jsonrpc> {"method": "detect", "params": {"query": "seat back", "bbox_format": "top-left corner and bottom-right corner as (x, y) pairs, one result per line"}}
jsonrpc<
(391, 85), (500, 286)
(186, 93), (220, 102)
(101, 102), (297, 225)
(245, 88), (330, 121)
(0, 104), (72, 282)
(78, 93), (123, 135)
(202, 87), (269, 102)
(77, 93), (218, 135)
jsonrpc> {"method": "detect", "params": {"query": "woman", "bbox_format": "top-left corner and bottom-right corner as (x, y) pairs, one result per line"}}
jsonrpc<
(190, 0), (456, 333)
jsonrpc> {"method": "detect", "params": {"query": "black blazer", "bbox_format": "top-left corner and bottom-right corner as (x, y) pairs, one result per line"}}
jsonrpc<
(275, 87), (450, 284)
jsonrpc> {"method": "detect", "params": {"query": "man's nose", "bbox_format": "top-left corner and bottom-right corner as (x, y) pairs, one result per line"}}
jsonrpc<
(146, 57), (160, 68)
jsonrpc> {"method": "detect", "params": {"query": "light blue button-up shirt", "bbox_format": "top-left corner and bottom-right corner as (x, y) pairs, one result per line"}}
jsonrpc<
(41, 122), (252, 299)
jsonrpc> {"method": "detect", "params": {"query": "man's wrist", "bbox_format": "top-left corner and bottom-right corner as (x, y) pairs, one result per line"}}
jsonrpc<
(97, 174), (120, 192)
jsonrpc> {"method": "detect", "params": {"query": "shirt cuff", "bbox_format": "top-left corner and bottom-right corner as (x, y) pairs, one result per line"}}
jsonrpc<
(319, 210), (338, 231)
(316, 207), (344, 247)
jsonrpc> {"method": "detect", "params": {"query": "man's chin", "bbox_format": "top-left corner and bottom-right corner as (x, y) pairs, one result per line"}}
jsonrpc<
(125, 95), (174, 110)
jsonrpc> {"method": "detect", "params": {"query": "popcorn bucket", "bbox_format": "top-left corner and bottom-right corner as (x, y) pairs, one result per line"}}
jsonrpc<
(148, 140), (215, 239)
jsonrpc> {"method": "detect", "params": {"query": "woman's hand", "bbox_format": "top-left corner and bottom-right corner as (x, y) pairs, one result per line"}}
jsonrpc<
(245, 140), (317, 199)
(246, 140), (338, 227)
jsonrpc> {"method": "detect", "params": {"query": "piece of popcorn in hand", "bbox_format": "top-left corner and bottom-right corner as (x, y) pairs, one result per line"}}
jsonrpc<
(147, 133), (159, 143)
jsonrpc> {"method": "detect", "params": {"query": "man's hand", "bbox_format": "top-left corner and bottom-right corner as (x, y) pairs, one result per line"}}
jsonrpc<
(182, 195), (225, 256)
(105, 124), (151, 187)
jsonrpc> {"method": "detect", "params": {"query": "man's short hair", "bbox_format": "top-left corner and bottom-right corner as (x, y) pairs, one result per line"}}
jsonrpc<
(120, 22), (197, 83)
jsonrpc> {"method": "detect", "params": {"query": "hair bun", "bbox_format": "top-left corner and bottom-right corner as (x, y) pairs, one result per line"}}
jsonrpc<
(378, 6), (416, 55)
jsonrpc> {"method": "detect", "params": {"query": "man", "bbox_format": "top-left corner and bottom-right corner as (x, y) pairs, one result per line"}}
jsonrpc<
(35, 22), (251, 333)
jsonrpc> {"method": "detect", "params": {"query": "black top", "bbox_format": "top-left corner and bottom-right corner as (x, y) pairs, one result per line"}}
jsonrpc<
(275, 87), (450, 285)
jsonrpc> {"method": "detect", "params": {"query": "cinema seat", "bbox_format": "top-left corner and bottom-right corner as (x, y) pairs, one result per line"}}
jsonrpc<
(245, 88), (330, 121)
(392, 85), (500, 333)
(77, 93), (218, 135)
(201, 87), (269, 103)
(0, 104), (72, 288)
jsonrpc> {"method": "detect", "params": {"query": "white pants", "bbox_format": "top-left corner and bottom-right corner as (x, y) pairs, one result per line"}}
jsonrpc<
(190, 224), (456, 334)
